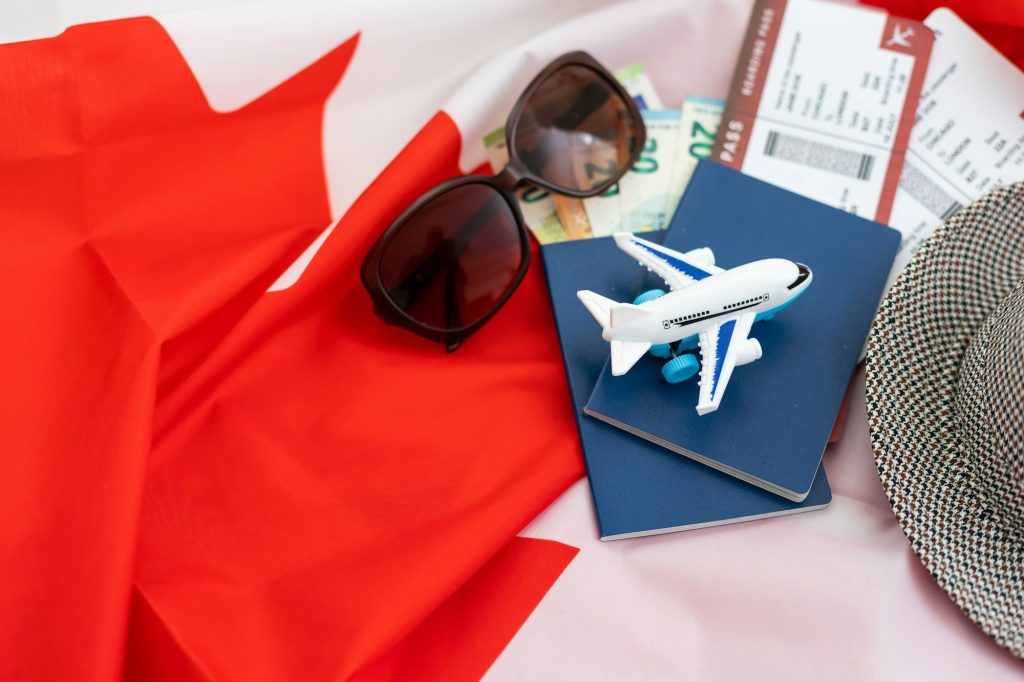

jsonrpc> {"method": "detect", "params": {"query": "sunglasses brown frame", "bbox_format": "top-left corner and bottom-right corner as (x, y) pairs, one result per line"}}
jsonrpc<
(361, 51), (647, 351)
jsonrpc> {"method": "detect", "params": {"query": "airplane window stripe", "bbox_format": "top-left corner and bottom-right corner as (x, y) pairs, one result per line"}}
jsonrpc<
(668, 301), (759, 328)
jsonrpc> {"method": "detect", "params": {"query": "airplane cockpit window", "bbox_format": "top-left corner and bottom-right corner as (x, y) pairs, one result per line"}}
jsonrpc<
(787, 263), (811, 290)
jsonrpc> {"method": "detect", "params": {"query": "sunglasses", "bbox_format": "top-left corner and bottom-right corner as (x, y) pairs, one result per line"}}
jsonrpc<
(361, 51), (646, 351)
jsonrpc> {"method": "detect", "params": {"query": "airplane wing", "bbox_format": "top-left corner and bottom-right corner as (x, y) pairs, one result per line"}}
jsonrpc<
(695, 311), (760, 415)
(613, 232), (723, 291)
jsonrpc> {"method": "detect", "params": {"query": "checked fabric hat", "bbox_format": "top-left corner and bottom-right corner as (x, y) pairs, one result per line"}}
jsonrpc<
(866, 181), (1024, 657)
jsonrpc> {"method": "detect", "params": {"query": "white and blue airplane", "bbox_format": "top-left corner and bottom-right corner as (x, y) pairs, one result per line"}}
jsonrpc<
(577, 233), (812, 415)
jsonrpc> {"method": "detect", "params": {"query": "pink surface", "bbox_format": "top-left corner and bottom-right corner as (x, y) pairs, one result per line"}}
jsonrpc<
(489, 371), (1024, 680)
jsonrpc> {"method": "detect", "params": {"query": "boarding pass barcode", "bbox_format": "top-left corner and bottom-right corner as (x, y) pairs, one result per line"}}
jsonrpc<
(763, 131), (874, 181)
(898, 162), (964, 221)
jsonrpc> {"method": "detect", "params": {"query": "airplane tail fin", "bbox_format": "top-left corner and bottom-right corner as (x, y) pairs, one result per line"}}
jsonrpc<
(577, 290), (654, 375)
(610, 339), (652, 375)
(576, 290), (615, 329)
(576, 290), (654, 331)
(610, 303), (650, 327)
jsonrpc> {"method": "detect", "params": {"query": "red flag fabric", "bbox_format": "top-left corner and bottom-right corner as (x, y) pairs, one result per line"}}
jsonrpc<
(0, 16), (357, 678)
(862, 0), (1024, 67)
(1, 11), (583, 680)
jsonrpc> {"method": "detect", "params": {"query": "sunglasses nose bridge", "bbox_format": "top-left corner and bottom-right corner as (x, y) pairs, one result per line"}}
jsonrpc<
(493, 163), (525, 192)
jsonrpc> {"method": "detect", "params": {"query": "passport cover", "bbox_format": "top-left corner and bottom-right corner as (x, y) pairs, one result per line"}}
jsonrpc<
(542, 230), (831, 540)
(584, 161), (901, 501)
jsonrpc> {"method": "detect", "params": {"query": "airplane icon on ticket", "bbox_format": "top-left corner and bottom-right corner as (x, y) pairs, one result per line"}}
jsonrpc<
(886, 24), (915, 48)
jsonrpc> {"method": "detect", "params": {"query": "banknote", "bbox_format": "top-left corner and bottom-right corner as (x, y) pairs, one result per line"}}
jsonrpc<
(665, 96), (723, 223)
(527, 206), (571, 244)
(577, 63), (666, 236)
(618, 109), (680, 232)
(483, 127), (568, 244)
(576, 63), (660, 237)
(613, 62), (664, 110)
(581, 184), (621, 238)
(566, 134), (620, 238)
(553, 194), (592, 240)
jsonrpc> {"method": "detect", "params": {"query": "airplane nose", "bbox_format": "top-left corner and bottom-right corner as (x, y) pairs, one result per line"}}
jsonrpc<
(787, 262), (811, 290)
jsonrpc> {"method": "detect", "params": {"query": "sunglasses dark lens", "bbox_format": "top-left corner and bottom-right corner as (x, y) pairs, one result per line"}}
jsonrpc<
(512, 64), (638, 193)
(378, 183), (524, 332)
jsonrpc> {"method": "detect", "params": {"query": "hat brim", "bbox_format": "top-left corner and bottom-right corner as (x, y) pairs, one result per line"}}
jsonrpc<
(866, 182), (1024, 658)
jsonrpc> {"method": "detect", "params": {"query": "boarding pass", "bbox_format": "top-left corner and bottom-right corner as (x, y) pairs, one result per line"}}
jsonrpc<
(884, 8), (1024, 289)
(712, 0), (933, 222)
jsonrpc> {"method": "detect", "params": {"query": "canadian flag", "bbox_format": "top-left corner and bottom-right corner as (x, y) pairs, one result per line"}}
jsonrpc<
(0, 1), (1021, 681)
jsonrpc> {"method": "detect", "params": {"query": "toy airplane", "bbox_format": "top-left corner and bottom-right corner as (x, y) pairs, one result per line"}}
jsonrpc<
(578, 233), (812, 415)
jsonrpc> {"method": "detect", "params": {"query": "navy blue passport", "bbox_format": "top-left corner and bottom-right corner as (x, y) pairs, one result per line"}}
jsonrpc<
(584, 161), (901, 502)
(542, 231), (831, 540)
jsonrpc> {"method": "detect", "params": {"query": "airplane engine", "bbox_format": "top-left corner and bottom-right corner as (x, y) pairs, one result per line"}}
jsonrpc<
(682, 247), (715, 267)
(735, 338), (762, 366)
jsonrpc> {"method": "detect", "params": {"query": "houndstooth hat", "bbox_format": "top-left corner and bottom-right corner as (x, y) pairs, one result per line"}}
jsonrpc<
(866, 181), (1024, 658)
